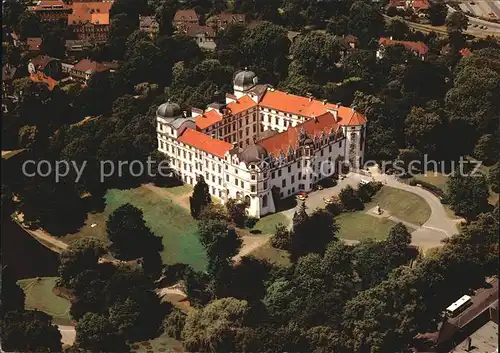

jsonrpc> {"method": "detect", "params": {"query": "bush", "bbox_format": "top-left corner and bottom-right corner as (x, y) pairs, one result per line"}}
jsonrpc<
(163, 308), (186, 340)
(357, 182), (383, 202)
(270, 223), (291, 250)
(245, 216), (258, 229)
(163, 263), (190, 286)
(325, 200), (343, 216)
(339, 185), (364, 211)
(409, 178), (417, 186)
(414, 180), (446, 199)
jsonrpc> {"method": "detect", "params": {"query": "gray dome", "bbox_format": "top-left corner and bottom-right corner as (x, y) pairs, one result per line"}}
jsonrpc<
(157, 100), (182, 119)
(239, 144), (268, 164)
(234, 69), (257, 88)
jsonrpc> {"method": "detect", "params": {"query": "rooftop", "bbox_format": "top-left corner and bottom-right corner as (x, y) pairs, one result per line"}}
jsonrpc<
(27, 37), (42, 51)
(30, 55), (58, 71)
(186, 24), (216, 37)
(72, 59), (117, 74)
(173, 9), (199, 22)
(30, 72), (58, 90)
(177, 128), (233, 158)
(68, 2), (112, 25)
(379, 37), (429, 56)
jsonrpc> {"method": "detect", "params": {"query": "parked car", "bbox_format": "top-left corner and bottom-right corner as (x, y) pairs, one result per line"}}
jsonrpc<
(323, 197), (333, 205)
(314, 184), (324, 190)
(297, 194), (307, 201)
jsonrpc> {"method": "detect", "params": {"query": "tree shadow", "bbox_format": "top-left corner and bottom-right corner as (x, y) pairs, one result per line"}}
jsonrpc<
(249, 229), (262, 235)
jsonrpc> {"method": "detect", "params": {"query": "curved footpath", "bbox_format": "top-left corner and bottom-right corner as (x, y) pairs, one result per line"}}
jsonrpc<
(281, 170), (463, 250)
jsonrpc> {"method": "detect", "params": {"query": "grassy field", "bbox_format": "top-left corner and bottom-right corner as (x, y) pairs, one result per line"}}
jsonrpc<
(17, 277), (73, 325)
(251, 241), (291, 267)
(336, 212), (397, 241)
(252, 212), (290, 235)
(368, 186), (431, 225)
(62, 186), (208, 271)
(414, 172), (449, 192)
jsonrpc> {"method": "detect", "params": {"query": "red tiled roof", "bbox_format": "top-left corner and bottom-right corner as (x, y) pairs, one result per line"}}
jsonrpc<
(173, 9), (199, 22)
(258, 112), (339, 157)
(27, 37), (42, 51)
(389, 0), (406, 7)
(72, 59), (111, 73)
(215, 12), (245, 23)
(459, 48), (472, 57)
(226, 95), (256, 115)
(186, 24), (215, 37)
(30, 55), (58, 71)
(379, 37), (429, 56)
(196, 109), (222, 130)
(68, 2), (111, 25)
(410, 0), (430, 10)
(30, 0), (71, 10)
(178, 128), (232, 158)
(30, 72), (58, 90)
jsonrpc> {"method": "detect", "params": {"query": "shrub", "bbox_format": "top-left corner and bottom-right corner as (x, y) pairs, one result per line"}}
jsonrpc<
(163, 309), (186, 340)
(163, 263), (190, 285)
(325, 201), (343, 216)
(270, 223), (291, 250)
(244, 216), (258, 229)
(339, 185), (364, 211)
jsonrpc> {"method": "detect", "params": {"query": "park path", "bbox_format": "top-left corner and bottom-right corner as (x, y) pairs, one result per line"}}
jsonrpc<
(279, 169), (463, 250)
(58, 325), (76, 347)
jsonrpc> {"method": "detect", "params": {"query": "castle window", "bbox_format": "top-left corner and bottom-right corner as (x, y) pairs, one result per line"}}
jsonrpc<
(287, 166), (291, 173)
(226, 175), (229, 181)
(264, 181), (267, 189)
(251, 185), (256, 192)
(282, 179), (286, 187)
(339, 141), (342, 148)
(251, 174), (256, 180)
(291, 175), (295, 183)
(263, 194), (268, 207)
(278, 170), (282, 177)
(271, 172), (275, 179)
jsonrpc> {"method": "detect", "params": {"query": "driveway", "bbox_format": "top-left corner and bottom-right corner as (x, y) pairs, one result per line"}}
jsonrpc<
(280, 169), (462, 250)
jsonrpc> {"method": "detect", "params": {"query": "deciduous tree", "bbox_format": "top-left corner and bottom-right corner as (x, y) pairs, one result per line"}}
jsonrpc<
(190, 175), (212, 219)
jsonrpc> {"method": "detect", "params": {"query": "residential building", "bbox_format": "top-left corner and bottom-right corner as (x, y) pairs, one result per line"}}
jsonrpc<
(69, 58), (118, 83)
(377, 37), (429, 60)
(211, 12), (246, 31)
(28, 55), (62, 79)
(173, 9), (199, 32)
(68, 2), (112, 42)
(28, 0), (72, 21)
(26, 37), (42, 52)
(156, 69), (367, 218)
(65, 39), (93, 52)
(186, 25), (216, 50)
(139, 15), (160, 38)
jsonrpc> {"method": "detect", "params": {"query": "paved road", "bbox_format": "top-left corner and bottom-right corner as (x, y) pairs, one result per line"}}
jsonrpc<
(447, 5), (500, 36)
(280, 170), (462, 249)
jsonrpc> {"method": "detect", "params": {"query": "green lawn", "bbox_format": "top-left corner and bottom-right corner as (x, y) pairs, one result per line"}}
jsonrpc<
(414, 172), (449, 192)
(62, 186), (208, 271)
(165, 184), (193, 197)
(336, 212), (397, 241)
(369, 186), (431, 225)
(251, 242), (291, 267)
(17, 277), (73, 325)
(253, 212), (290, 235)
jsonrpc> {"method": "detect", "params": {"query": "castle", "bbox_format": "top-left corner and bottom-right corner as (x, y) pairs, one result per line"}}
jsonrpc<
(156, 69), (367, 218)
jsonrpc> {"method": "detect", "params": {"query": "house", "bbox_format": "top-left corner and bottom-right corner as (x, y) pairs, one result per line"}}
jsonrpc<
(344, 35), (359, 49)
(211, 12), (246, 31)
(408, 0), (430, 13)
(65, 39), (93, 52)
(377, 37), (429, 60)
(139, 15), (160, 38)
(68, 2), (112, 42)
(30, 72), (59, 90)
(26, 37), (42, 52)
(156, 69), (367, 218)
(186, 25), (216, 50)
(173, 9), (199, 32)
(69, 58), (118, 83)
(388, 0), (406, 10)
(28, 55), (62, 79)
(28, 0), (72, 22)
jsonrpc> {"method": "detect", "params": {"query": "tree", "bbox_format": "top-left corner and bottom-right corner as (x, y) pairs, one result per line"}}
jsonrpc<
(225, 198), (248, 227)
(18, 125), (39, 150)
(106, 203), (163, 274)
(198, 216), (242, 276)
(348, 1), (384, 45)
(40, 22), (65, 58)
(182, 298), (253, 352)
(343, 49), (378, 82)
(290, 31), (342, 83)
(0, 310), (62, 353)
(75, 312), (126, 352)
(446, 11), (469, 33)
(108, 297), (140, 338)
(385, 223), (412, 269)
(405, 106), (446, 157)
(58, 237), (106, 287)
(190, 175), (212, 219)
(18, 12), (42, 40)
(446, 170), (490, 219)
(338, 185), (363, 211)
(473, 134), (498, 166)
(240, 22), (290, 83)
(488, 163), (500, 193)
(1, 267), (25, 314)
(163, 308), (186, 340)
(270, 223), (291, 250)
(429, 1), (448, 26)
(385, 17), (410, 40)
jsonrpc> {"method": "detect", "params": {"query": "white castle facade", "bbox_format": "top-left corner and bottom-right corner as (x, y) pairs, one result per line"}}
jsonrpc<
(156, 69), (367, 218)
